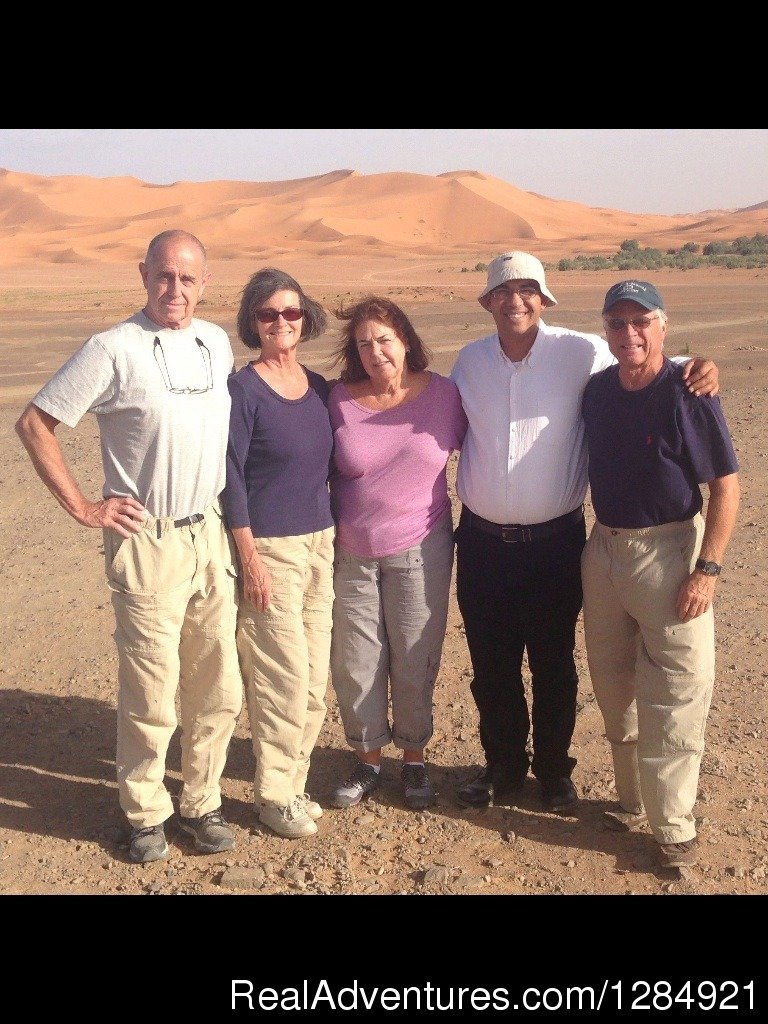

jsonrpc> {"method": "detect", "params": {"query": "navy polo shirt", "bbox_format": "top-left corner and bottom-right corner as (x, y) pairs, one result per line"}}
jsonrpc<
(582, 359), (738, 529)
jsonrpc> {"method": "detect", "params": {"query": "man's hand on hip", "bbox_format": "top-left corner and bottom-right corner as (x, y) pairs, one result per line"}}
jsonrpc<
(81, 496), (146, 537)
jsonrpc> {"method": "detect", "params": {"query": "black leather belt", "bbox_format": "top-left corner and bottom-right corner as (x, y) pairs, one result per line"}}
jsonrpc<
(467, 505), (584, 544)
(173, 513), (205, 528)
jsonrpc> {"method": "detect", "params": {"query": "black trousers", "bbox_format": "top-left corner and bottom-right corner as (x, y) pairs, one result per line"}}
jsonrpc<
(455, 505), (586, 782)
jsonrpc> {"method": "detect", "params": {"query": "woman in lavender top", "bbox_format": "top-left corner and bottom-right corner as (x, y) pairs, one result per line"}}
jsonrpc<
(327, 297), (467, 811)
(222, 268), (334, 840)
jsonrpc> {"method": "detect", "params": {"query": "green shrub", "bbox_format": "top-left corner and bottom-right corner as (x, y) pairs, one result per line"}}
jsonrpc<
(555, 233), (768, 271)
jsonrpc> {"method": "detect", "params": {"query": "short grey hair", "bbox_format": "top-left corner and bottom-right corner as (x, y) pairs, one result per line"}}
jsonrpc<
(237, 267), (327, 350)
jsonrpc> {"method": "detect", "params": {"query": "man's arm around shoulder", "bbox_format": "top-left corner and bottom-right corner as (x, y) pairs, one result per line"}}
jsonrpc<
(676, 355), (719, 397)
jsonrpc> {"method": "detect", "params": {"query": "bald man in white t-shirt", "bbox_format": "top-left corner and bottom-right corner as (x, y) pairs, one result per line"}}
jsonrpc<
(15, 230), (243, 864)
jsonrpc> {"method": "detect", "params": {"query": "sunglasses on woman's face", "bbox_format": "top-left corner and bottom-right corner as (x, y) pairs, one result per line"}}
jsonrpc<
(253, 307), (304, 324)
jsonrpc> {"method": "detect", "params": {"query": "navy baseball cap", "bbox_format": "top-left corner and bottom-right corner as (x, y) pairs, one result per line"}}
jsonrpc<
(602, 280), (665, 314)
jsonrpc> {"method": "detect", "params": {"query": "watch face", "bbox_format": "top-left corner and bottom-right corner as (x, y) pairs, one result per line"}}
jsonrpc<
(697, 559), (721, 576)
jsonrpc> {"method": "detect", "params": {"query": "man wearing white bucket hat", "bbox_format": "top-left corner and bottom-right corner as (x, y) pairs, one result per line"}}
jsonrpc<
(451, 251), (719, 813)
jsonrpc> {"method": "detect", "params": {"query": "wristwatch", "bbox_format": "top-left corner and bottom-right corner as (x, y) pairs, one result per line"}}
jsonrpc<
(695, 558), (722, 576)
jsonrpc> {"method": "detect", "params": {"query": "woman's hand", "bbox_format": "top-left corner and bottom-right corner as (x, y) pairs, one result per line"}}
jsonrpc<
(242, 548), (272, 611)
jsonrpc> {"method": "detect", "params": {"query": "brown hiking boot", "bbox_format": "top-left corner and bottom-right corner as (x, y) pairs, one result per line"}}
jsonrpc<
(658, 837), (698, 868)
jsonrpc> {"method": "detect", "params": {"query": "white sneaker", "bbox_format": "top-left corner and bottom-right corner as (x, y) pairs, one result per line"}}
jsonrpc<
(258, 797), (318, 838)
(296, 793), (323, 820)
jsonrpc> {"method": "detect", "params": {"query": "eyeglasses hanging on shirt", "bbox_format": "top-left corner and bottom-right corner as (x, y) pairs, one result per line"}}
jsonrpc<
(153, 337), (213, 395)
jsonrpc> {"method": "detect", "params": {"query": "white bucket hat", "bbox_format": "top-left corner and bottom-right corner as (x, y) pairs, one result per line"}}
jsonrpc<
(478, 251), (557, 310)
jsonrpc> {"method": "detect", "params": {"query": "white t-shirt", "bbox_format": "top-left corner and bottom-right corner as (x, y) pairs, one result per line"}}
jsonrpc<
(450, 321), (614, 525)
(32, 310), (234, 519)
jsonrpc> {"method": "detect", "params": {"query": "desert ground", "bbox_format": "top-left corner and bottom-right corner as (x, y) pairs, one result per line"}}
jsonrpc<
(1, 256), (766, 910)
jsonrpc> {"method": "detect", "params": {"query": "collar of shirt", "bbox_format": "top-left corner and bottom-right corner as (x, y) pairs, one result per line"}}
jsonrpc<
(494, 322), (543, 368)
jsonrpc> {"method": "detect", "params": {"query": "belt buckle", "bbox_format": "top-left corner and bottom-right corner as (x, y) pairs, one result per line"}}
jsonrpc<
(501, 525), (529, 544)
(174, 512), (204, 528)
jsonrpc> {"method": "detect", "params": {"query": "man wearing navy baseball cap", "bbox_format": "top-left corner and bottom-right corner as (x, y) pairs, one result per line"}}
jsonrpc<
(581, 279), (740, 868)
(451, 256), (722, 816)
(602, 279), (665, 314)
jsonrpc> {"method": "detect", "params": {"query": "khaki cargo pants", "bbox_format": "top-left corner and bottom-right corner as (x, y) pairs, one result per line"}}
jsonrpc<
(582, 515), (715, 845)
(104, 501), (242, 828)
(236, 526), (335, 808)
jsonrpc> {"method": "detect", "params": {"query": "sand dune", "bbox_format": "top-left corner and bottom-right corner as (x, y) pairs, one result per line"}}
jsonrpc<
(0, 166), (765, 267)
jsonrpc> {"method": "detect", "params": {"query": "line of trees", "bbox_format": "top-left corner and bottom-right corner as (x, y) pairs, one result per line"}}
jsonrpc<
(555, 234), (768, 271)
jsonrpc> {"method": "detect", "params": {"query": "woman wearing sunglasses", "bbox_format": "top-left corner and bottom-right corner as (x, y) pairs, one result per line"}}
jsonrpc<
(222, 268), (334, 839)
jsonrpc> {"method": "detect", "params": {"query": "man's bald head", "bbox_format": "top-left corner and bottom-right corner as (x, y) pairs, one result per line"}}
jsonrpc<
(140, 231), (210, 330)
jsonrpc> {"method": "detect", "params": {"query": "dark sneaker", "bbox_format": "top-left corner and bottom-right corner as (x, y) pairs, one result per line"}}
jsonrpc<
(659, 838), (698, 868)
(129, 822), (169, 864)
(457, 766), (525, 807)
(541, 777), (578, 812)
(178, 809), (235, 854)
(331, 762), (381, 809)
(402, 763), (436, 810)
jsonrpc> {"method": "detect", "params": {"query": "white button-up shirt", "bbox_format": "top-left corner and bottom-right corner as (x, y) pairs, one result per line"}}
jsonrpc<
(450, 321), (614, 525)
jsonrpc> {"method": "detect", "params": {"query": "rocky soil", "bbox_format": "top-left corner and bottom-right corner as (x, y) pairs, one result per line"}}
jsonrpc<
(1, 269), (766, 1004)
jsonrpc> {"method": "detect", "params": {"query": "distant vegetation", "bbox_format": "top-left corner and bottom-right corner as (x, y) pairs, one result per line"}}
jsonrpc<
(555, 235), (768, 271)
(460, 234), (768, 274)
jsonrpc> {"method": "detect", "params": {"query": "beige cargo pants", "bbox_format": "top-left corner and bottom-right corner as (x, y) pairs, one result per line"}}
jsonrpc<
(104, 501), (242, 828)
(582, 515), (715, 845)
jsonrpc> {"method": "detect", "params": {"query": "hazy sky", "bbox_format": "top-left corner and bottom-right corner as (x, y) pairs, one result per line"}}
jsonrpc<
(1, 129), (765, 216)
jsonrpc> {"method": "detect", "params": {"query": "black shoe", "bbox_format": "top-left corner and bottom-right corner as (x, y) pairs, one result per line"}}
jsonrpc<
(331, 762), (381, 808)
(128, 822), (169, 863)
(541, 777), (578, 812)
(402, 763), (437, 810)
(457, 766), (526, 807)
(178, 808), (235, 854)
